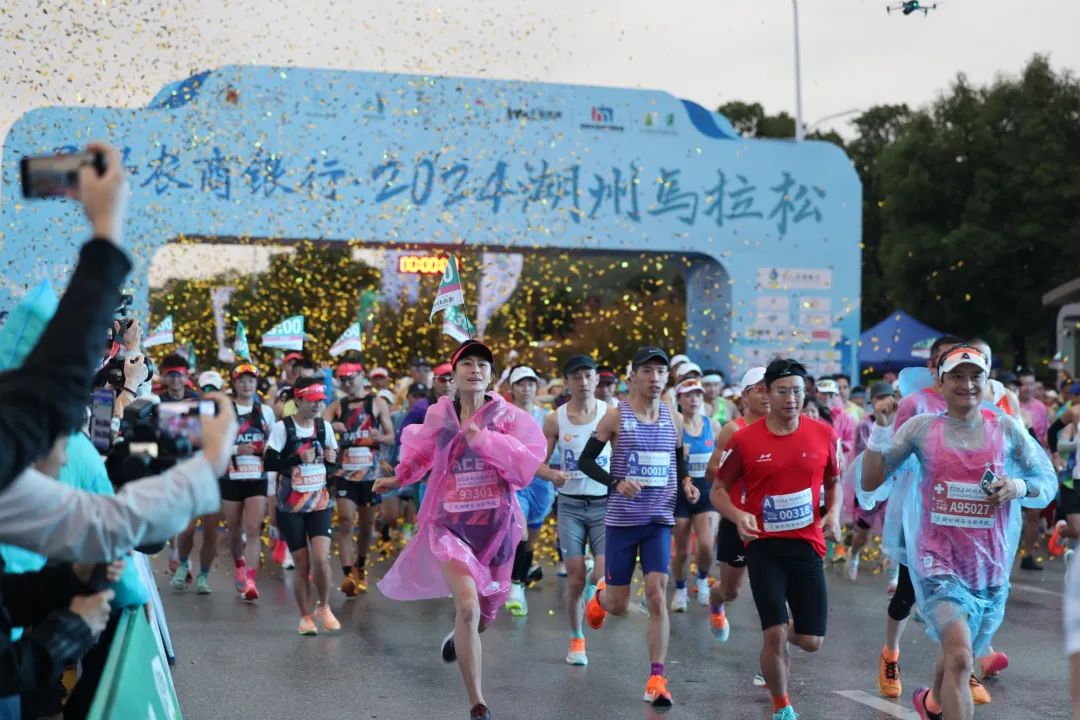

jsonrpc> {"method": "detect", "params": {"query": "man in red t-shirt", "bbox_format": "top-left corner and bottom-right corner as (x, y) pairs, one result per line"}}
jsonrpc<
(713, 358), (841, 720)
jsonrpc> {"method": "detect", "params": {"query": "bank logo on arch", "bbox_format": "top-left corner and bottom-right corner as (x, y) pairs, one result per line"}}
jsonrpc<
(0, 65), (861, 379)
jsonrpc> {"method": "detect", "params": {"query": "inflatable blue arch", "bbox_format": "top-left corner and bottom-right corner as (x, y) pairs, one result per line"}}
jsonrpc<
(0, 65), (861, 377)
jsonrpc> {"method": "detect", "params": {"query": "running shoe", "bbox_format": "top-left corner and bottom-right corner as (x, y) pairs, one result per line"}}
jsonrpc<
(772, 706), (798, 720)
(752, 673), (767, 687)
(877, 652), (901, 698)
(670, 587), (689, 613)
(242, 578), (260, 601)
(913, 687), (942, 720)
(1050, 519), (1070, 557)
(565, 637), (587, 666)
(170, 561), (190, 591)
(272, 538), (287, 566)
(195, 573), (212, 594)
(979, 650), (1009, 678)
(585, 580), (607, 629)
(315, 605), (341, 632)
(846, 555), (860, 582)
(441, 630), (457, 663)
(526, 564), (543, 585)
(402, 525), (414, 542)
(968, 674), (990, 704)
(1020, 554), (1043, 571)
(469, 703), (492, 720)
(355, 567), (368, 592)
(168, 546), (180, 572)
(282, 547), (296, 570)
(557, 561), (568, 577)
(584, 580), (598, 606)
(710, 610), (731, 642)
(233, 565), (247, 593)
(298, 615), (318, 636)
(642, 674), (672, 710)
(505, 582), (527, 616)
(695, 577), (710, 606)
(340, 571), (359, 598)
(585, 556), (595, 575)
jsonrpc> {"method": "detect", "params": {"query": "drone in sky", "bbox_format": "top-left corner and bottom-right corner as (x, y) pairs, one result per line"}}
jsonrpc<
(886, 1), (940, 15)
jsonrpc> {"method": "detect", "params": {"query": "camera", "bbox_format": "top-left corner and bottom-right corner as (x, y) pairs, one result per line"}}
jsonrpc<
(104, 397), (214, 486)
(94, 353), (155, 395)
(106, 293), (134, 348)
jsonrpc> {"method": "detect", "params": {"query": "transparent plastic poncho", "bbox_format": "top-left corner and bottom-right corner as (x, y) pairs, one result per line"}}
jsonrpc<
(377, 394), (546, 621)
(866, 411), (1055, 655)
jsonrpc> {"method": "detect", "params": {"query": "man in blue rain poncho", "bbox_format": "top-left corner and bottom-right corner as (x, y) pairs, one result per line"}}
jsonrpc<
(861, 345), (1055, 720)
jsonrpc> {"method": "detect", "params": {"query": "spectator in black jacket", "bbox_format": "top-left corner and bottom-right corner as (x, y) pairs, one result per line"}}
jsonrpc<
(0, 141), (131, 490)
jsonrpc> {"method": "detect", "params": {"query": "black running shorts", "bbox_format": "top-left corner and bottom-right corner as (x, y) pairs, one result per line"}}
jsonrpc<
(747, 538), (827, 636)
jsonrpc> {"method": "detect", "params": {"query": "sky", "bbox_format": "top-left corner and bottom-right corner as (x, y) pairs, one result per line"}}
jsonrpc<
(2, 0), (1078, 145)
(2, 0), (1077, 285)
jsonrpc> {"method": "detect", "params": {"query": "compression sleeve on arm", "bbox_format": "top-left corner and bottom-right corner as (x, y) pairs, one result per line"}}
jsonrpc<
(1048, 416), (1067, 453)
(578, 436), (614, 487)
(676, 451), (689, 481)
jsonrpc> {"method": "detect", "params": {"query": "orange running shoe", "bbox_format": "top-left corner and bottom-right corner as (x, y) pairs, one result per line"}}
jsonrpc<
(315, 604), (341, 632)
(340, 572), (358, 598)
(565, 637), (587, 666)
(710, 610), (730, 642)
(585, 580), (607, 630)
(1049, 520), (1070, 557)
(877, 653), (902, 698)
(355, 566), (368, 592)
(643, 674), (672, 709)
(298, 615), (318, 636)
(968, 674), (991, 705)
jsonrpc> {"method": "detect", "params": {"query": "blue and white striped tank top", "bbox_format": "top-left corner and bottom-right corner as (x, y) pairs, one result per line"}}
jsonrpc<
(606, 400), (678, 527)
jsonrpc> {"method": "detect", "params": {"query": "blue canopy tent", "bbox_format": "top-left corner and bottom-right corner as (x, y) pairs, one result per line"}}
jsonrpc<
(858, 310), (943, 374)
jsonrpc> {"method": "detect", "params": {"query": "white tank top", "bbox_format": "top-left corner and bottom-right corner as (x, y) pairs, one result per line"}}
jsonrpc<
(556, 400), (610, 497)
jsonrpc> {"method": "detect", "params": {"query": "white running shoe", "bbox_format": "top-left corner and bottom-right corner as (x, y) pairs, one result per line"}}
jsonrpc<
(695, 577), (710, 606)
(670, 587), (689, 613)
(752, 672), (767, 687)
(846, 556), (860, 582)
(282, 547), (295, 570)
(505, 582), (527, 616)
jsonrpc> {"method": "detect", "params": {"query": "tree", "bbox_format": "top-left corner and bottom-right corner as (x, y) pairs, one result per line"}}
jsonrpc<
(877, 56), (1080, 369)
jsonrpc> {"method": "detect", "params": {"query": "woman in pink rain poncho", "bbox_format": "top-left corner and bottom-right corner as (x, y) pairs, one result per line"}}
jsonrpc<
(374, 339), (546, 720)
(861, 345), (1055, 720)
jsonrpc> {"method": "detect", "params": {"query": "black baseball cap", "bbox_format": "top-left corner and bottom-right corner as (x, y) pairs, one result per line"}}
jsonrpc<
(631, 346), (670, 369)
(997, 371), (1019, 387)
(869, 381), (894, 399)
(451, 339), (495, 368)
(563, 354), (597, 377)
(408, 382), (429, 397)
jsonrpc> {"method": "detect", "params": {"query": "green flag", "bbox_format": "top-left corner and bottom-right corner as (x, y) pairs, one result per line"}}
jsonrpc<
(234, 321), (251, 360)
(430, 255), (464, 320)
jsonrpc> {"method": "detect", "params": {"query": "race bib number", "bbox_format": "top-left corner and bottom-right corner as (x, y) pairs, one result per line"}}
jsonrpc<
(291, 463), (327, 493)
(229, 455), (263, 481)
(762, 488), (814, 532)
(341, 446), (374, 474)
(688, 452), (710, 479)
(930, 480), (994, 529)
(444, 467), (500, 513)
(625, 451), (670, 488)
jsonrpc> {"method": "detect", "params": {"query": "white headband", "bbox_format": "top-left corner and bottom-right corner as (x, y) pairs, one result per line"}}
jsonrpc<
(701, 374), (723, 384)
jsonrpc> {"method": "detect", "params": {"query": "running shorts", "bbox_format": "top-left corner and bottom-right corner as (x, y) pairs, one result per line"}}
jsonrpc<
(219, 478), (268, 503)
(557, 495), (607, 558)
(277, 508), (333, 552)
(334, 476), (380, 507)
(715, 518), (748, 568)
(674, 478), (716, 518)
(605, 523), (671, 585)
(747, 538), (827, 636)
(1059, 483), (1080, 519)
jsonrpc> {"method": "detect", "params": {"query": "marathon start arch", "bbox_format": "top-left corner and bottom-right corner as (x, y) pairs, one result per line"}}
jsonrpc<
(0, 65), (860, 377)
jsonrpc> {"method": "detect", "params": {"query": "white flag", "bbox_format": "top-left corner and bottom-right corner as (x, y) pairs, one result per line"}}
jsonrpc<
(329, 323), (363, 357)
(261, 315), (305, 350)
(143, 315), (174, 347)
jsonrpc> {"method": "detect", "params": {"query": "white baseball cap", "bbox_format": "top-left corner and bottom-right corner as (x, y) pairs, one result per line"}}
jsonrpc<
(739, 366), (766, 395)
(816, 379), (840, 394)
(509, 366), (540, 385)
(938, 346), (990, 377)
(676, 362), (702, 380)
(676, 378), (705, 395)
(670, 354), (690, 368)
(197, 370), (224, 391)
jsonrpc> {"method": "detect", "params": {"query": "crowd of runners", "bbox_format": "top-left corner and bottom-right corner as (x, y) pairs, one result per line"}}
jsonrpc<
(142, 332), (1075, 720)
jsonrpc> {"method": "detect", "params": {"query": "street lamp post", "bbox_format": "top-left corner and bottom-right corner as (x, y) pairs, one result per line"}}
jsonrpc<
(792, 0), (805, 141)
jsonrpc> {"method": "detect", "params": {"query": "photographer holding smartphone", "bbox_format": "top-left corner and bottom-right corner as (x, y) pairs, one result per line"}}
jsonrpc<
(0, 142), (131, 489)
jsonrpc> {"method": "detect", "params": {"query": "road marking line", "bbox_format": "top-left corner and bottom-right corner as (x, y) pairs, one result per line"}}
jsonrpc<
(834, 690), (920, 719)
(1011, 581), (1062, 598)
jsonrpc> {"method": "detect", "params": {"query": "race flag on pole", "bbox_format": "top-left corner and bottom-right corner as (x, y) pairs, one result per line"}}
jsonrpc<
(233, 321), (251, 360)
(182, 341), (197, 372)
(143, 315), (174, 347)
(442, 304), (475, 343)
(329, 322), (363, 357)
(261, 315), (305, 351)
(429, 255), (465, 320)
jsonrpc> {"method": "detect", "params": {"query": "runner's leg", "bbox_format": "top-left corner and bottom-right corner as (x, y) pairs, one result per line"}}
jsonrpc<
(442, 559), (487, 708)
